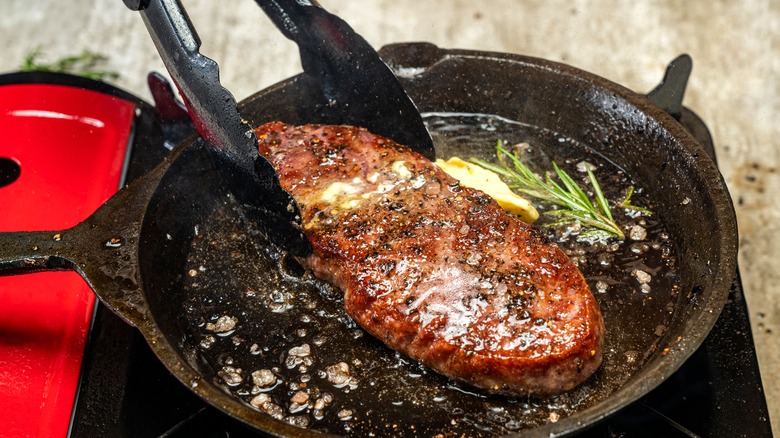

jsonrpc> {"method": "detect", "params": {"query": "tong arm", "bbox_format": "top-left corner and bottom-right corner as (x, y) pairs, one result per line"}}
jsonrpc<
(125, 0), (256, 168)
(123, 0), (311, 256)
(255, 0), (436, 161)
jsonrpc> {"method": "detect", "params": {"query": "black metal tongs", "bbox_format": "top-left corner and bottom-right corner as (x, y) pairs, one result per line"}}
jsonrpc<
(122, 0), (435, 255)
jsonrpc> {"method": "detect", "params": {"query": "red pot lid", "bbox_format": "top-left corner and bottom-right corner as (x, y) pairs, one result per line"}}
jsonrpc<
(0, 81), (135, 437)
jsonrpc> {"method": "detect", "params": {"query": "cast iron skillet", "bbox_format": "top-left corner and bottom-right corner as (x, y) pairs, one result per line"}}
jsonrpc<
(0, 43), (737, 436)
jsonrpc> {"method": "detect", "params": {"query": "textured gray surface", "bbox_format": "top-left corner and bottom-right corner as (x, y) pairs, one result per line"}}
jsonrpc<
(1, 1), (777, 435)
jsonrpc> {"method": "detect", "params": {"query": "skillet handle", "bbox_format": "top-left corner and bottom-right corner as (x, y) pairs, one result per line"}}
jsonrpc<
(0, 136), (182, 327)
(0, 148), (171, 329)
(0, 229), (77, 275)
(0, 220), (149, 328)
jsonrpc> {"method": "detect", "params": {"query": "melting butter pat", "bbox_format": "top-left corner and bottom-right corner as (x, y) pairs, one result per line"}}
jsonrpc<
(435, 157), (539, 223)
(319, 179), (364, 210)
(391, 160), (412, 180)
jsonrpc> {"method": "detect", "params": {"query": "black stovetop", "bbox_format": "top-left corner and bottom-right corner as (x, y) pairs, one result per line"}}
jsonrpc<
(69, 105), (772, 438)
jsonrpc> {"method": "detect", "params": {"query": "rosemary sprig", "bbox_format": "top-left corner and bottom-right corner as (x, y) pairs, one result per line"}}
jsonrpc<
(471, 141), (651, 240)
(21, 47), (120, 82)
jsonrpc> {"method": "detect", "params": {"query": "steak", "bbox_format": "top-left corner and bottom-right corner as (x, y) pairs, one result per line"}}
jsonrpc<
(255, 121), (605, 396)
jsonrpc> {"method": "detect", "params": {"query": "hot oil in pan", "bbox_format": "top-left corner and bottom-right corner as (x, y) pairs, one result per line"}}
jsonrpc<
(182, 114), (678, 436)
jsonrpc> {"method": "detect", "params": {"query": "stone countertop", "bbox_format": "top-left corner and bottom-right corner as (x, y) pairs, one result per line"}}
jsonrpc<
(1, 1), (777, 435)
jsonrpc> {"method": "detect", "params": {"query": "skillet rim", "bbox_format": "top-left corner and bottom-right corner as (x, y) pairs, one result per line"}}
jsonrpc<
(137, 43), (738, 437)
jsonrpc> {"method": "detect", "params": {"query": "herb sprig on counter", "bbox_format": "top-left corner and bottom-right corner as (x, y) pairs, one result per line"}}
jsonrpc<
(21, 47), (119, 81)
(471, 141), (650, 240)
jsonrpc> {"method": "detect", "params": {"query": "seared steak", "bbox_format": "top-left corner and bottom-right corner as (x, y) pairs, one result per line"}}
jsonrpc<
(256, 122), (604, 396)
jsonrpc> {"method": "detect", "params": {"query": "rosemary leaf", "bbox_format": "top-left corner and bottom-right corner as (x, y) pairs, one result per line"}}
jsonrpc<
(587, 167), (614, 222)
(619, 186), (653, 215)
(552, 163), (593, 213)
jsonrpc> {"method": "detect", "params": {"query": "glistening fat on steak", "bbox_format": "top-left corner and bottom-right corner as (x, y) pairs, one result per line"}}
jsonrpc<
(256, 122), (605, 396)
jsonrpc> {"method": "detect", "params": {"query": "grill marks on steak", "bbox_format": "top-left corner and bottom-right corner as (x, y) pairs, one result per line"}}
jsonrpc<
(256, 121), (604, 396)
